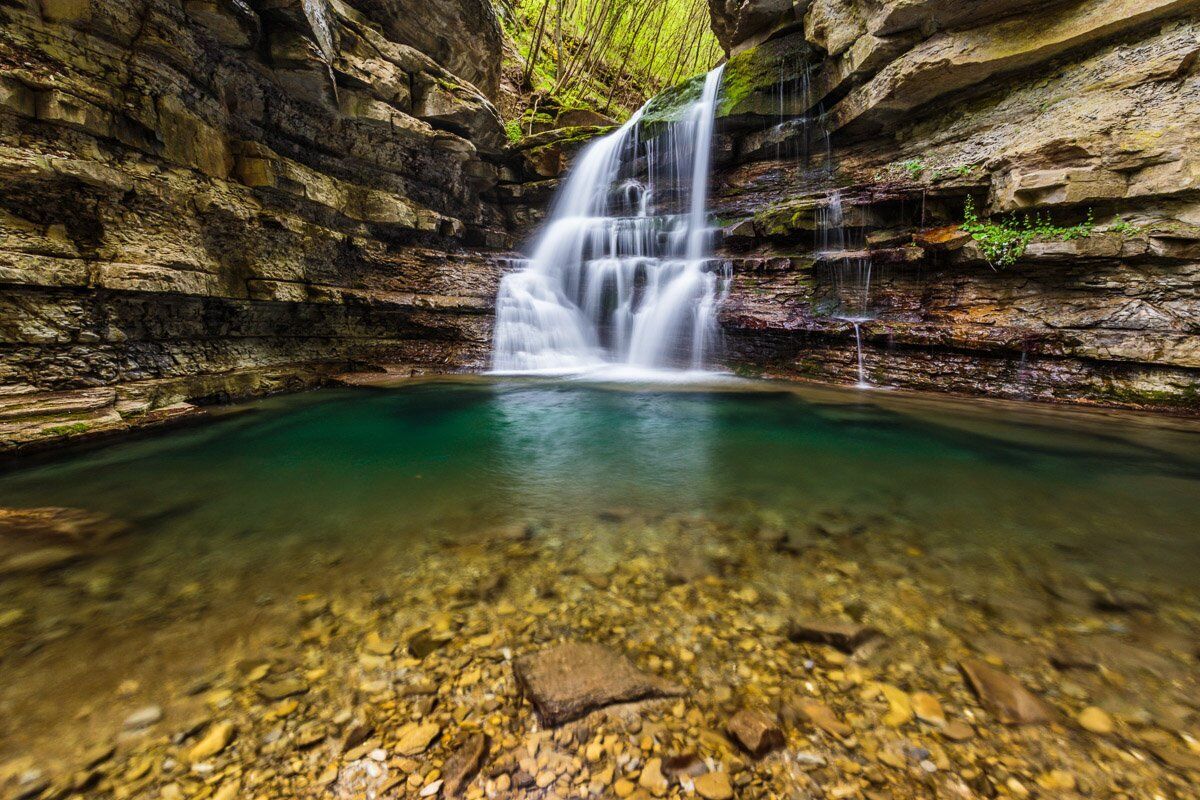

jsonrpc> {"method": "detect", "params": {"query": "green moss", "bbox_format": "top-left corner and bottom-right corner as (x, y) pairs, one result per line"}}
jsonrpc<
(1096, 382), (1199, 409)
(42, 421), (91, 437)
(752, 199), (820, 237)
(639, 32), (814, 136)
(641, 73), (706, 133)
(717, 33), (813, 118)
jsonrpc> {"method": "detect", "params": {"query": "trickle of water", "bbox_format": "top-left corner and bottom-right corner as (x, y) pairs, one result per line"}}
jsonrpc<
(851, 321), (870, 388)
(491, 66), (728, 374)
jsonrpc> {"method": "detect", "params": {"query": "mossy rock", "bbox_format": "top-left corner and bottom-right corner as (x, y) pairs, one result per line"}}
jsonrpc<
(514, 125), (616, 152)
(754, 198), (821, 237)
(639, 32), (815, 139)
(719, 32), (815, 119)
(641, 73), (708, 134)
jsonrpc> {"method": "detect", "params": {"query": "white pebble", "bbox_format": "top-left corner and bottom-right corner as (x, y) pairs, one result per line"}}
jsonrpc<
(369, 748), (388, 762)
(421, 779), (444, 797)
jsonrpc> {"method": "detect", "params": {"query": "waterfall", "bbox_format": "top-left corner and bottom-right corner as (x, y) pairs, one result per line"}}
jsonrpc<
(491, 66), (728, 374)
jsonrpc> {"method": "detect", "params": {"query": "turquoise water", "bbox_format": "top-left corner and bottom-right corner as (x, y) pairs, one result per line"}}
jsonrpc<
(2, 377), (1198, 584)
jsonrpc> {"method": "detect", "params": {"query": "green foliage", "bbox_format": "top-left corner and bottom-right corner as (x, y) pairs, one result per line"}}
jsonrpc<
(962, 197), (1095, 269)
(505, 120), (524, 143)
(899, 159), (925, 180)
(502, 0), (720, 121)
(1109, 220), (1144, 237)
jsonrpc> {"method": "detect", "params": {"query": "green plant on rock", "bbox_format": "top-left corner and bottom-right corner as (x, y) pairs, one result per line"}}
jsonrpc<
(1109, 220), (1144, 237)
(962, 197), (1094, 269)
(504, 120), (524, 144)
(899, 159), (926, 180)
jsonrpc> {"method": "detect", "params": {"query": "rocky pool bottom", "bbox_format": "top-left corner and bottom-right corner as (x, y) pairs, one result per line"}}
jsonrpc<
(0, 378), (1199, 800)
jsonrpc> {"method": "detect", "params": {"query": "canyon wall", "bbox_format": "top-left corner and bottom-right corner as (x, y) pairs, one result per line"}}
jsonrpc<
(2, 0), (1198, 454)
(707, 0), (1200, 409)
(0, 0), (568, 450)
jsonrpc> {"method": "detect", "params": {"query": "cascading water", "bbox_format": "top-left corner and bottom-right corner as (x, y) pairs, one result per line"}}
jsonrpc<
(491, 66), (728, 374)
(818, 190), (875, 388)
(767, 50), (877, 389)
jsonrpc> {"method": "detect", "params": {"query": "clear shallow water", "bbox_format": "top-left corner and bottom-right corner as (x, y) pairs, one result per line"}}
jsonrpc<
(2, 377), (1199, 584)
(2, 378), (1200, 774)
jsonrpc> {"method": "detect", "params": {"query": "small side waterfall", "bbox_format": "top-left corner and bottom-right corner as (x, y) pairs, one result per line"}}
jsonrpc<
(818, 189), (875, 388)
(491, 66), (728, 374)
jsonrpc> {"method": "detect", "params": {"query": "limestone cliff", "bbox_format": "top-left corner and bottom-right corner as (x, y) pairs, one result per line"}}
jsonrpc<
(0, 0), (557, 450)
(707, 0), (1200, 409)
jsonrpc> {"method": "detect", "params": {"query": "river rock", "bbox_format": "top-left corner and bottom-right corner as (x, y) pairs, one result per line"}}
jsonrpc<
(123, 705), (163, 730)
(726, 709), (784, 757)
(796, 700), (852, 739)
(1077, 706), (1114, 734)
(693, 771), (733, 800)
(408, 628), (454, 659)
(189, 720), (234, 761)
(911, 692), (946, 727)
(661, 753), (705, 779)
(958, 659), (1053, 725)
(442, 733), (488, 796)
(788, 619), (883, 654)
(0, 546), (82, 575)
(1093, 587), (1155, 613)
(394, 722), (441, 755)
(638, 757), (669, 796)
(258, 677), (308, 700)
(512, 642), (685, 726)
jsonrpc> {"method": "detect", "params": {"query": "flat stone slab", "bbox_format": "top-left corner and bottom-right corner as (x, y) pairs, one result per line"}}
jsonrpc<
(959, 659), (1054, 725)
(788, 618), (883, 654)
(513, 642), (685, 727)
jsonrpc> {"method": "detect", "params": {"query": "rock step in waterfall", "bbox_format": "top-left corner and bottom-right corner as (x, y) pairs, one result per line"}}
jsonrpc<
(491, 66), (728, 374)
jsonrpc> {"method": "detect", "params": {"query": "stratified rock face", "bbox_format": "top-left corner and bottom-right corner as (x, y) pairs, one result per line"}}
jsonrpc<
(351, 0), (503, 101)
(708, 0), (803, 55)
(0, 0), (545, 451)
(705, 0), (1200, 411)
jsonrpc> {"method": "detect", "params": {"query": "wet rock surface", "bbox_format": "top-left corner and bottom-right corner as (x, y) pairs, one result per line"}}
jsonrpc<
(2, 499), (1199, 799)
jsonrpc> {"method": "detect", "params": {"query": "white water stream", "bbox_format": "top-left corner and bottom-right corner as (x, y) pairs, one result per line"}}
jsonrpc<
(491, 66), (728, 375)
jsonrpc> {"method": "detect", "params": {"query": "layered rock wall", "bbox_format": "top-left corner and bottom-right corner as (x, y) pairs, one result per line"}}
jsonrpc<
(707, 0), (1200, 410)
(0, 0), (547, 449)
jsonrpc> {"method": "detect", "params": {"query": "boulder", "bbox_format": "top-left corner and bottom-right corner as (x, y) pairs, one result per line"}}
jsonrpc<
(512, 642), (685, 727)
